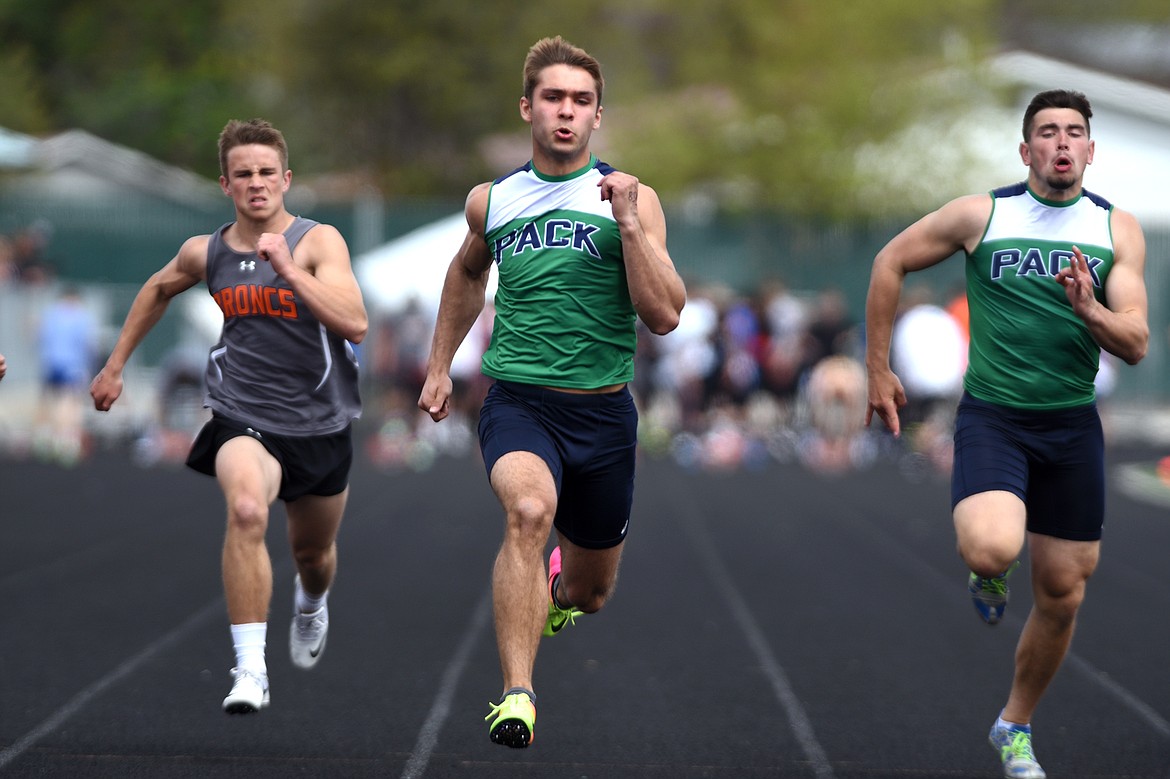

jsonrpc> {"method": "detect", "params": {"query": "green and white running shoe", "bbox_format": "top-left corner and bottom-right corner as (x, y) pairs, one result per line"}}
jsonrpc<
(969, 561), (1019, 625)
(988, 720), (1046, 779)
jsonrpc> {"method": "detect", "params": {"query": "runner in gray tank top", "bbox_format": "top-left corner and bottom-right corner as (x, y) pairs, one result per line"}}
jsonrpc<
(91, 118), (367, 715)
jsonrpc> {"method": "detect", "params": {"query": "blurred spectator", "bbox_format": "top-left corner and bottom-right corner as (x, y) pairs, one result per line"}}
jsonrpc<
(890, 284), (967, 477)
(804, 286), (857, 366)
(891, 284), (966, 427)
(945, 285), (970, 343)
(758, 279), (810, 407)
(354, 268), (979, 478)
(12, 222), (54, 284)
(36, 285), (99, 464)
(707, 295), (762, 408)
(367, 296), (433, 417)
(0, 234), (18, 286)
(799, 354), (869, 473)
(652, 285), (720, 431)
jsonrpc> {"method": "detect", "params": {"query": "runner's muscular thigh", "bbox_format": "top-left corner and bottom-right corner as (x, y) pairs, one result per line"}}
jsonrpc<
(490, 450), (558, 533)
(953, 489), (1027, 556)
(215, 436), (282, 508)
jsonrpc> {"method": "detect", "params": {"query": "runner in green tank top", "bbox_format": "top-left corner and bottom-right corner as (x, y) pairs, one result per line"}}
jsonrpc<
(864, 90), (1148, 779)
(417, 36), (686, 749)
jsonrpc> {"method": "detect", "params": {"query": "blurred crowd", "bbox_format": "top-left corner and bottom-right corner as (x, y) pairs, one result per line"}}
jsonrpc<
(361, 277), (974, 477)
(0, 221), (56, 286)
(6, 266), (1127, 476)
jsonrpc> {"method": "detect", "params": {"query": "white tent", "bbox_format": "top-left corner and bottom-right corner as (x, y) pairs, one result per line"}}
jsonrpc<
(353, 212), (497, 316)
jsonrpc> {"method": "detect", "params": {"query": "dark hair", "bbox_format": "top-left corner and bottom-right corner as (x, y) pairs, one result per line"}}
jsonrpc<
(217, 119), (289, 177)
(1022, 90), (1092, 140)
(523, 36), (604, 106)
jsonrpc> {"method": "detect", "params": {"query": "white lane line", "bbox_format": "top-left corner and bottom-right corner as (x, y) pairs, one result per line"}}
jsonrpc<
(1066, 648), (1170, 737)
(0, 597), (224, 771)
(673, 490), (837, 779)
(827, 489), (1170, 742)
(399, 590), (492, 779)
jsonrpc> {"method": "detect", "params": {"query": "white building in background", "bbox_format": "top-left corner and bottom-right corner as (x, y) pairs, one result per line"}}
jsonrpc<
(860, 50), (1170, 227)
(0, 127), (37, 169)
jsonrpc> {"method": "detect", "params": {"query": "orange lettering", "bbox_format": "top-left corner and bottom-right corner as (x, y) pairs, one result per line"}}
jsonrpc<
(279, 289), (297, 318)
(250, 285), (266, 315)
(234, 286), (250, 315)
(218, 289), (236, 317)
(265, 286), (282, 316)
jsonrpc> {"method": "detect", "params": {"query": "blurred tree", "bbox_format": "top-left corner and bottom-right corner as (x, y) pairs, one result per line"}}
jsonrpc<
(0, 46), (51, 133)
(224, 0), (998, 216)
(0, 0), (259, 176)
(593, 0), (998, 217)
(225, 0), (614, 193)
(2, 0), (1163, 217)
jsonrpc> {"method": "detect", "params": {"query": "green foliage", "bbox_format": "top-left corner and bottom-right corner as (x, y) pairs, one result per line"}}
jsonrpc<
(0, 45), (50, 132)
(0, 0), (1158, 217)
(0, 0), (247, 176)
(597, 0), (997, 217)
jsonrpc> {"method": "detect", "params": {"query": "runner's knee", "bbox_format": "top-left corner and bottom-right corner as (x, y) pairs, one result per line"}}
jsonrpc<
(505, 495), (554, 541)
(226, 495), (269, 538)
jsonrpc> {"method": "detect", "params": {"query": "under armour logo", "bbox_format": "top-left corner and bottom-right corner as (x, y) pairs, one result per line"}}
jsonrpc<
(240, 260), (256, 271)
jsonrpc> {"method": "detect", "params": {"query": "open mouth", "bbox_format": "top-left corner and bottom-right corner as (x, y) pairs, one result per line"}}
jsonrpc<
(1053, 155), (1073, 173)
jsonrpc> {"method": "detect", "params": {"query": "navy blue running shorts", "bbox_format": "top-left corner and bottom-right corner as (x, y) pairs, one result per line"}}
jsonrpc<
(478, 380), (638, 550)
(951, 392), (1105, 541)
(186, 413), (353, 502)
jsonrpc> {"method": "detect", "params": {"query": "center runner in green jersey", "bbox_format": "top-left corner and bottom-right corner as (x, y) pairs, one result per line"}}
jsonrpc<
(418, 36), (686, 749)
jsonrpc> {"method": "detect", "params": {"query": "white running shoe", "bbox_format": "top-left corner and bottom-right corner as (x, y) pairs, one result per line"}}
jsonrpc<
(988, 720), (1046, 779)
(222, 667), (269, 714)
(290, 579), (329, 669)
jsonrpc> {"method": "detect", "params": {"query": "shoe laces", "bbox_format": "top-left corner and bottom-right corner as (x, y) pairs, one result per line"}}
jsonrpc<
(1002, 729), (1037, 763)
(294, 608), (326, 635)
(485, 692), (534, 723)
(977, 575), (1010, 595)
(976, 560), (1019, 595)
(552, 604), (581, 629)
(229, 667), (267, 687)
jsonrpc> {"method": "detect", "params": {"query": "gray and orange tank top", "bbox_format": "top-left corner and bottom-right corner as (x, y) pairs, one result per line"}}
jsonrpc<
(964, 183), (1114, 410)
(203, 216), (361, 434)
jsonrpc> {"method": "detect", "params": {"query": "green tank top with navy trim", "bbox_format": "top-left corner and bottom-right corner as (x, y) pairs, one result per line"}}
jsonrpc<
(963, 183), (1114, 409)
(481, 156), (635, 389)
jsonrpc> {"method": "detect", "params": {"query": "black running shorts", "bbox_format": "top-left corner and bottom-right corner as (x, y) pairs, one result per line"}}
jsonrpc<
(951, 392), (1105, 541)
(186, 413), (353, 502)
(478, 380), (638, 550)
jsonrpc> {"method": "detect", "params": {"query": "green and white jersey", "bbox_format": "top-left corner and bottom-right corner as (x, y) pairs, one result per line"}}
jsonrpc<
(964, 182), (1115, 409)
(481, 155), (635, 389)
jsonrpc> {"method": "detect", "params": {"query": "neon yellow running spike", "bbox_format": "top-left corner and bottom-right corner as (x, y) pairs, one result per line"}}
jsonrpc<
(543, 545), (585, 637)
(543, 599), (584, 637)
(485, 691), (536, 748)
